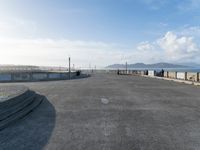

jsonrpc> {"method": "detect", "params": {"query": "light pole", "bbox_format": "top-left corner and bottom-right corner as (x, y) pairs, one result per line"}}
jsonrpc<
(126, 61), (127, 74)
(69, 57), (71, 80)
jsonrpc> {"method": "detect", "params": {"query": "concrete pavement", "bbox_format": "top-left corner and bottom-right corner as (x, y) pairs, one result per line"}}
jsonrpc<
(0, 73), (200, 150)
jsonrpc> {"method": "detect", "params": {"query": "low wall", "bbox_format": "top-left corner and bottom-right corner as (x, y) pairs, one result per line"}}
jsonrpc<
(168, 72), (177, 79)
(148, 70), (155, 76)
(177, 72), (186, 80)
(12, 73), (30, 81)
(48, 73), (61, 79)
(32, 73), (48, 81)
(0, 74), (12, 81)
(81, 69), (200, 83)
(164, 71), (168, 78)
(0, 71), (78, 82)
(186, 72), (199, 82)
(163, 71), (199, 82)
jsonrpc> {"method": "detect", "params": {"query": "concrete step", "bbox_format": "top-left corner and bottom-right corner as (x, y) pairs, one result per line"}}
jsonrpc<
(0, 90), (32, 109)
(0, 95), (43, 131)
(0, 91), (35, 113)
(0, 92), (36, 121)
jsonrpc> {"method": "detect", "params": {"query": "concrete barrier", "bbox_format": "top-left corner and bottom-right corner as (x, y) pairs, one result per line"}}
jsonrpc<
(0, 74), (12, 81)
(48, 73), (61, 79)
(101, 69), (200, 85)
(128, 70), (132, 74)
(177, 72), (186, 80)
(32, 73), (48, 81)
(186, 72), (199, 82)
(164, 71), (168, 78)
(141, 70), (146, 75)
(12, 73), (30, 81)
(148, 70), (155, 76)
(132, 70), (138, 75)
(168, 71), (177, 79)
(0, 71), (80, 82)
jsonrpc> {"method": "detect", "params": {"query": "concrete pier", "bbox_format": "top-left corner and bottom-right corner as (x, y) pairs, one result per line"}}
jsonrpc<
(0, 71), (87, 82)
(0, 73), (200, 150)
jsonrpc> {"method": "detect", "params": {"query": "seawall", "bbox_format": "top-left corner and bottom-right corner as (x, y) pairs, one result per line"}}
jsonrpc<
(87, 69), (200, 86)
(0, 71), (80, 82)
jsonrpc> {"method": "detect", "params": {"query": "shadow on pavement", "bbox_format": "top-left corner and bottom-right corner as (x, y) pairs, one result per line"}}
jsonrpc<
(0, 95), (56, 150)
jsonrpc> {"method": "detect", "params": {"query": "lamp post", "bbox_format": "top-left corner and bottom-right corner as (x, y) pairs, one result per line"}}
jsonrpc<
(69, 57), (71, 80)
(126, 61), (127, 74)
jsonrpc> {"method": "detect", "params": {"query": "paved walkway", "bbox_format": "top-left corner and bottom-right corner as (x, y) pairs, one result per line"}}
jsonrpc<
(1, 73), (200, 150)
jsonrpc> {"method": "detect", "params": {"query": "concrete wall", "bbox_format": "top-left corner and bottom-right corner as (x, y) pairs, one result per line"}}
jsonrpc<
(0, 74), (12, 81)
(128, 70), (132, 74)
(177, 72), (186, 80)
(186, 72), (199, 82)
(32, 73), (48, 80)
(164, 71), (168, 78)
(89, 69), (200, 83)
(141, 71), (146, 75)
(148, 70), (155, 76)
(49, 73), (61, 79)
(0, 71), (78, 82)
(12, 73), (30, 81)
(132, 70), (138, 75)
(168, 72), (177, 79)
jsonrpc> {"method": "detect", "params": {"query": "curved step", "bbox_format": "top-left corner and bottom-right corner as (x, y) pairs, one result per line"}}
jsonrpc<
(0, 90), (32, 109)
(0, 95), (43, 131)
(0, 92), (36, 121)
(0, 91), (35, 113)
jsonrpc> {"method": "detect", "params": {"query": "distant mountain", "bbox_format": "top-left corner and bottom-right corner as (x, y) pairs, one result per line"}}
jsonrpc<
(106, 62), (189, 69)
(177, 62), (200, 67)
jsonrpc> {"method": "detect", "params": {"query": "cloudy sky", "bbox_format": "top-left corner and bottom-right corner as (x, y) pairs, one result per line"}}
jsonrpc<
(0, 0), (200, 68)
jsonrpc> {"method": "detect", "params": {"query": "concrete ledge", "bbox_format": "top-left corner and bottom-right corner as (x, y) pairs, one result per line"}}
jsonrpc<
(194, 82), (200, 86)
(0, 71), (89, 83)
(141, 75), (200, 86)
(0, 85), (44, 130)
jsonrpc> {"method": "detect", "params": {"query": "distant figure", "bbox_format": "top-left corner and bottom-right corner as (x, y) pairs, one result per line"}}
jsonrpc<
(161, 69), (164, 77)
(117, 69), (120, 75)
(76, 70), (81, 76)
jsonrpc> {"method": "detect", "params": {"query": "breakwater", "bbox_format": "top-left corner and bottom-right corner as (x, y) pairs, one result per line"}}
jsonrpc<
(86, 69), (200, 83)
(116, 70), (200, 82)
(0, 71), (80, 82)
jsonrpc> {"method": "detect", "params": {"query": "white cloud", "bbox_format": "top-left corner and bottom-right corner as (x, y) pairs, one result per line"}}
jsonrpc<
(1, 17), (200, 67)
(0, 38), (128, 68)
(179, 26), (200, 37)
(128, 31), (200, 64)
(1, 31), (200, 68)
(157, 32), (200, 61)
(130, 41), (163, 63)
(137, 41), (154, 51)
(0, 18), (37, 38)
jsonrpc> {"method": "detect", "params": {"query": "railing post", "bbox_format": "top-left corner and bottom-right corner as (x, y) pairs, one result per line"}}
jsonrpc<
(69, 57), (71, 80)
(185, 72), (187, 80)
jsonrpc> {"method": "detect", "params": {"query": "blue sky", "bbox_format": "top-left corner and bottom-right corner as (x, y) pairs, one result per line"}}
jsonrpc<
(0, 0), (200, 67)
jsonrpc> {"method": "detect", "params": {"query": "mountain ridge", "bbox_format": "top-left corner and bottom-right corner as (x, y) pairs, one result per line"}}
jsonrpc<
(106, 62), (189, 68)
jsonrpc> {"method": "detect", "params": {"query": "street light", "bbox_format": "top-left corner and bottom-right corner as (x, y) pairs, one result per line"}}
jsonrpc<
(69, 57), (71, 80)
(126, 61), (127, 74)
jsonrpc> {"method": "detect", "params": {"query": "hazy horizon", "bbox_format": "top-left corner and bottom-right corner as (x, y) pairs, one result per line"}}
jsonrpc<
(1, 0), (200, 67)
